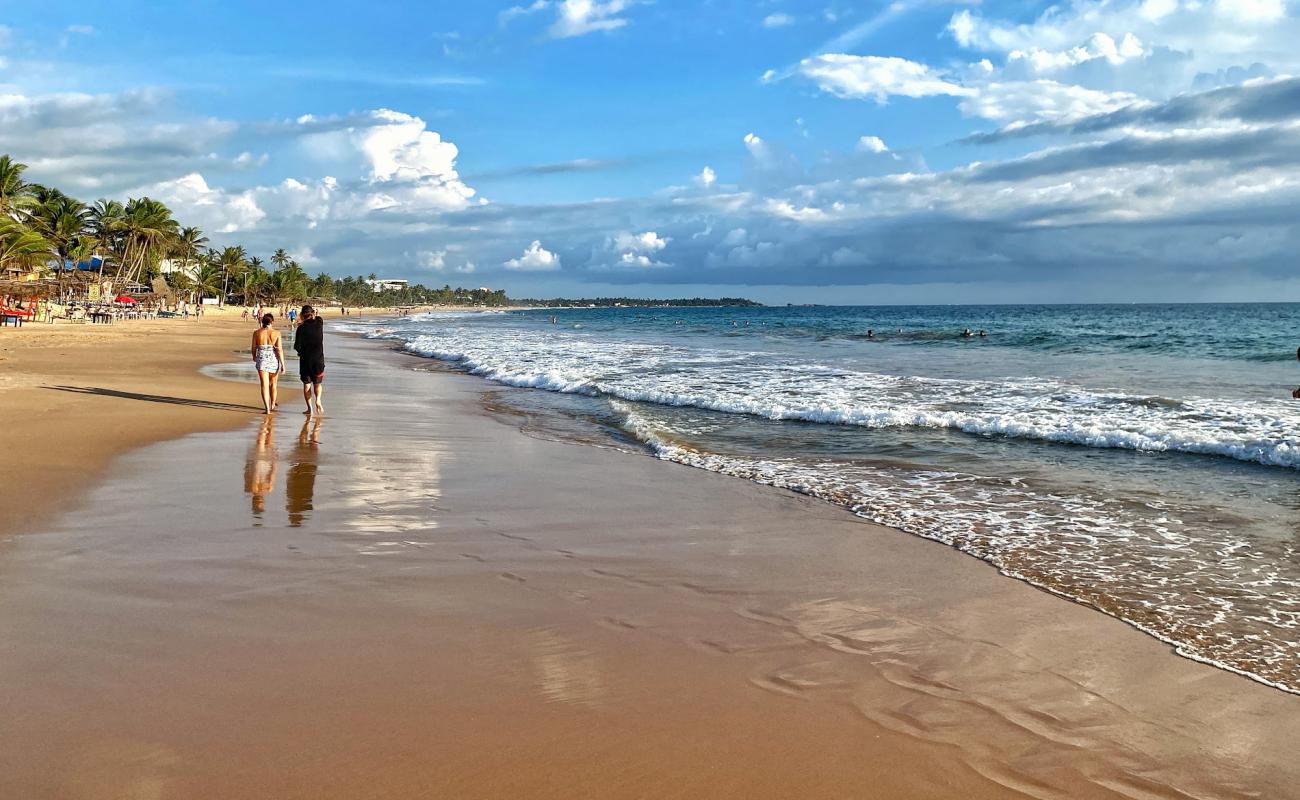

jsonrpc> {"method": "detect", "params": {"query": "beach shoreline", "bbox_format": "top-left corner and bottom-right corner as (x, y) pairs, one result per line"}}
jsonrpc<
(3, 322), (1299, 798)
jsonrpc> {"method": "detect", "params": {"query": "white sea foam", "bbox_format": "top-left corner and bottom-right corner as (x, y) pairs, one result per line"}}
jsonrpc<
(617, 403), (1300, 694)
(375, 324), (1300, 470)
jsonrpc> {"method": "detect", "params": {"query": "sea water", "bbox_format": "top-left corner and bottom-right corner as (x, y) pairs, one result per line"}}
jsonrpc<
(347, 304), (1300, 693)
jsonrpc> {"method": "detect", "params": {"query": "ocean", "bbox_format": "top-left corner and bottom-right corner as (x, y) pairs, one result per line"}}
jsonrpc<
(345, 304), (1300, 693)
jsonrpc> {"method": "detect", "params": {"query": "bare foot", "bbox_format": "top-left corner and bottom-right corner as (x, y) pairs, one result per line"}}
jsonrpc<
(315, 403), (324, 415)
(303, 408), (313, 415)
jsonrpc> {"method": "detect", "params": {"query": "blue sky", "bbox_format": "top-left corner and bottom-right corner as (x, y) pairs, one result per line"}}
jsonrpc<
(3, 0), (1300, 302)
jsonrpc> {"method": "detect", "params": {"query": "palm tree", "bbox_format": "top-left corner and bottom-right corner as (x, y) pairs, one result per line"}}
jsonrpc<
(0, 217), (53, 275)
(173, 226), (208, 281)
(271, 247), (290, 272)
(31, 193), (88, 280)
(0, 155), (34, 220)
(112, 197), (179, 292)
(214, 245), (248, 306)
(195, 261), (224, 305)
(242, 262), (271, 304)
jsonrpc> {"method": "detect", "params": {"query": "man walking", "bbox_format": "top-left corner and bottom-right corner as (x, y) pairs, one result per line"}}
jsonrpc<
(294, 305), (326, 415)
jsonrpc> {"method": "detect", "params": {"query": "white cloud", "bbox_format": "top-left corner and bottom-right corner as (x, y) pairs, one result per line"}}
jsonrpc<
(296, 108), (480, 214)
(696, 165), (717, 187)
(501, 0), (550, 24)
(796, 54), (974, 102)
(946, 0), (1300, 94)
(505, 240), (561, 271)
(419, 249), (447, 270)
(763, 13), (796, 28)
(857, 135), (890, 153)
(550, 0), (640, 38)
(613, 230), (669, 252)
(137, 173), (266, 234)
(619, 252), (659, 266)
(1213, 0), (1286, 22)
(960, 80), (1141, 123)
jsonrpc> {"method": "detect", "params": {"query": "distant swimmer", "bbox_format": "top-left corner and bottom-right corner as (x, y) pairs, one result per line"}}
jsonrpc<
(866, 329), (874, 338)
(978, 329), (987, 337)
(962, 328), (974, 338)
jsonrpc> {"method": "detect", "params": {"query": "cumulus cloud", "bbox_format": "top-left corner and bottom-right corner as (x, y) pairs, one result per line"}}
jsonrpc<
(695, 165), (717, 187)
(946, 0), (1300, 96)
(796, 55), (975, 102)
(857, 135), (889, 153)
(136, 173), (266, 233)
(613, 230), (668, 252)
(505, 240), (561, 270)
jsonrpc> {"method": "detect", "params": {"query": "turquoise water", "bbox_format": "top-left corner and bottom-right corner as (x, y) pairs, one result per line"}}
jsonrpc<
(348, 304), (1300, 693)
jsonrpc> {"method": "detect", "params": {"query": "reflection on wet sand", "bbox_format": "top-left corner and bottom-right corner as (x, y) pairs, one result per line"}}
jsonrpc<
(527, 629), (605, 708)
(287, 417), (322, 527)
(242, 418), (278, 521)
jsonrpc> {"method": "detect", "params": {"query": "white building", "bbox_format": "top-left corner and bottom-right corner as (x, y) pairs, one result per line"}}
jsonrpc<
(366, 278), (409, 293)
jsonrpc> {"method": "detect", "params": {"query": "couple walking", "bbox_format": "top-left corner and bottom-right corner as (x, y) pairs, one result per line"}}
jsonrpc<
(251, 304), (326, 416)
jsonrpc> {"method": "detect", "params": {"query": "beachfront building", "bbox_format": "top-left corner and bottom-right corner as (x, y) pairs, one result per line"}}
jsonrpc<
(366, 278), (409, 293)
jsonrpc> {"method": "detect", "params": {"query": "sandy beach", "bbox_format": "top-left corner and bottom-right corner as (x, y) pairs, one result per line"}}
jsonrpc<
(2, 322), (1299, 799)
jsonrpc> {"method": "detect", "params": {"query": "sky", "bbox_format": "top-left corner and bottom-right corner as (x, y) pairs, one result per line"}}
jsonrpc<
(2, 0), (1299, 303)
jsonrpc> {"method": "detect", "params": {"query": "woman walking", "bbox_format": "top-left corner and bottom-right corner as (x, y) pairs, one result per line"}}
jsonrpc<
(251, 312), (285, 414)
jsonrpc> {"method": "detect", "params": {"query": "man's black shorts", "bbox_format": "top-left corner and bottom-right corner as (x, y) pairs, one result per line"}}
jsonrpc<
(299, 358), (325, 385)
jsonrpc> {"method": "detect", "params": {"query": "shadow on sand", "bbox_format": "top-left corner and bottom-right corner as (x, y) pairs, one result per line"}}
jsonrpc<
(46, 385), (262, 413)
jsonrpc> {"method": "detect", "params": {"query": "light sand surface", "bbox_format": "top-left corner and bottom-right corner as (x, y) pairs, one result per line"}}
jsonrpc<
(0, 312), (267, 530)
(2, 331), (1298, 799)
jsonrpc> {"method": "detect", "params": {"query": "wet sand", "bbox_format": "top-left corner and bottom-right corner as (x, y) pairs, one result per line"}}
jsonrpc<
(2, 332), (1299, 799)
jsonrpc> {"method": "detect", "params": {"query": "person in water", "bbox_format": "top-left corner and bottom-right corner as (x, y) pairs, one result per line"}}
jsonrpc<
(251, 313), (285, 414)
(294, 304), (326, 415)
(962, 328), (974, 337)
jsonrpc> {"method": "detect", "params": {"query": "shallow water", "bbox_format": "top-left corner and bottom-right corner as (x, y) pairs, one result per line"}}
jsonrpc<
(344, 304), (1300, 692)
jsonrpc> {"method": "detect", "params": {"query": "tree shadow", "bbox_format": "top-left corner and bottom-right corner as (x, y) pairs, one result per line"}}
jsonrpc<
(46, 385), (263, 413)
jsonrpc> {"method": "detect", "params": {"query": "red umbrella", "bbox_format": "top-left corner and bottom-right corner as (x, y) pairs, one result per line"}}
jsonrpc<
(114, 295), (137, 304)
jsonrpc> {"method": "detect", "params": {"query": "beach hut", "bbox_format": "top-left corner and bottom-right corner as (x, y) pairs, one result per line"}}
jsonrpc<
(0, 278), (55, 324)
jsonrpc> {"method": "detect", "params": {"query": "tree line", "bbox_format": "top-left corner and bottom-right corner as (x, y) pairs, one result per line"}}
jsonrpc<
(0, 154), (512, 307)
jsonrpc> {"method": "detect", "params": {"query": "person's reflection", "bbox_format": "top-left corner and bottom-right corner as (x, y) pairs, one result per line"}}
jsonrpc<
(286, 416), (322, 527)
(243, 417), (278, 521)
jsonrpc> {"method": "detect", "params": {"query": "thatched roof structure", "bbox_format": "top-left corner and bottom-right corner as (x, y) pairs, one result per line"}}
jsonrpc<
(0, 279), (55, 299)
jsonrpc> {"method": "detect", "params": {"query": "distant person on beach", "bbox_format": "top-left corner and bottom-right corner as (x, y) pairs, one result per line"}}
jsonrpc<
(288, 308), (297, 325)
(1293, 347), (1300, 399)
(251, 313), (285, 415)
(294, 305), (326, 416)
